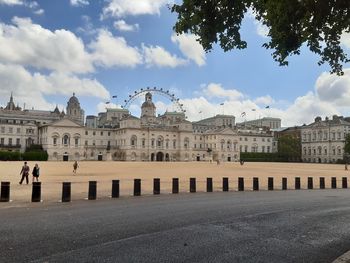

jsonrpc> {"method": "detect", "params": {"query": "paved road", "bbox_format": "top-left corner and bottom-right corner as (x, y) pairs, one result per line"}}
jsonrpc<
(1, 190), (350, 263)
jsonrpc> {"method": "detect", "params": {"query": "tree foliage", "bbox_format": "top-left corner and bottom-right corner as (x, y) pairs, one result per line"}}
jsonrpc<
(344, 134), (350, 156)
(277, 135), (301, 162)
(172, 0), (350, 74)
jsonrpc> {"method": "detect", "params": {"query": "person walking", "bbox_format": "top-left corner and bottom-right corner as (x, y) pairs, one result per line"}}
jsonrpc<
(32, 163), (40, 182)
(73, 161), (79, 174)
(19, 161), (30, 185)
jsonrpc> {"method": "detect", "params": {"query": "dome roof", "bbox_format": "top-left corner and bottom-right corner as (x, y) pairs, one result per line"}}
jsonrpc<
(68, 93), (80, 105)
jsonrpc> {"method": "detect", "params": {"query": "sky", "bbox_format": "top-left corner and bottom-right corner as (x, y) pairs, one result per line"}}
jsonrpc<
(0, 0), (350, 127)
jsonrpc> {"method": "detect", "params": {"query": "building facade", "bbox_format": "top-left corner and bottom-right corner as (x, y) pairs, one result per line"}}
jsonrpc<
(301, 116), (350, 163)
(0, 93), (277, 162)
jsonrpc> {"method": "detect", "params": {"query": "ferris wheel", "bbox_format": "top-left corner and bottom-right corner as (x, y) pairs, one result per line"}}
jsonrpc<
(121, 86), (186, 113)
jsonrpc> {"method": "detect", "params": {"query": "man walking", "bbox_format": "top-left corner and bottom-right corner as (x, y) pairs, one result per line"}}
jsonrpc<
(19, 161), (30, 185)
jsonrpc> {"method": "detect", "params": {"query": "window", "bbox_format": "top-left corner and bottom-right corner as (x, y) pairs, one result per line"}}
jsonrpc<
(244, 137), (248, 141)
(101, 131), (103, 136)
(63, 135), (69, 145)
(16, 138), (20, 145)
(262, 138), (265, 142)
(92, 140), (95, 146)
(53, 138), (57, 146)
(108, 132), (111, 136)
(85, 140), (88, 146)
(244, 146), (248, 152)
(267, 138), (271, 142)
(17, 128), (20, 133)
(85, 131), (88, 135)
(93, 131), (96, 136)
(267, 146), (270, 153)
(173, 140), (176, 149)
(142, 139), (145, 148)
(8, 138), (12, 145)
(75, 138), (79, 146)
(9, 127), (13, 133)
(0, 127), (4, 133)
(262, 146), (265, 152)
(0, 138), (4, 145)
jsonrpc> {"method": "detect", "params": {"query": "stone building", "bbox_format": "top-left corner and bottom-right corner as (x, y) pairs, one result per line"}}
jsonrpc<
(301, 115), (350, 163)
(237, 117), (281, 129)
(0, 92), (277, 162)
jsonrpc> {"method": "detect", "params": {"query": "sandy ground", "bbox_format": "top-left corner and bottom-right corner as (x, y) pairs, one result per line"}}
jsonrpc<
(0, 161), (349, 204)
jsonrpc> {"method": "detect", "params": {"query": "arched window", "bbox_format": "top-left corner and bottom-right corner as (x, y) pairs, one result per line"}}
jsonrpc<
(130, 135), (137, 147)
(184, 137), (189, 149)
(62, 135), (70, 145)
(157, 136), (164, 148)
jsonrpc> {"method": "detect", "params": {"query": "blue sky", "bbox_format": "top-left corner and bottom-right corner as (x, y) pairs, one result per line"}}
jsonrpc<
(0, 0), (350, 126)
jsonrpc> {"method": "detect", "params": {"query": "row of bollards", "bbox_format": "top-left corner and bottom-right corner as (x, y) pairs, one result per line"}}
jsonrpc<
(0, 177), (349, 202)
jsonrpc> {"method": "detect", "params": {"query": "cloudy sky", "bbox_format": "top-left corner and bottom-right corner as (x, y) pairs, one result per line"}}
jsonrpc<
(0, 0), (350, 126)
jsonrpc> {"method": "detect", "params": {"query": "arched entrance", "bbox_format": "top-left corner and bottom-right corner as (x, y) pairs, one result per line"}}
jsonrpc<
(151, 153), (155, 161)
(196, 155), (200, 161)
(156, 152), (164, 161)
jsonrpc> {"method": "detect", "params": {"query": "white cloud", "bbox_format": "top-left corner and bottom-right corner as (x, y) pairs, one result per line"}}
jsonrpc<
(202, 83), (243, 100)
(70, 0), (89, 6)
(128, 82), (341, 127)
(341, 32), (350, 50)
(0, 0), (23, 5)
(0, 17), (93, 73)
(143, 44), (188, 68)
(315, 68), (350, 107)
(33, 8), (44, 15)
(101, 0), (171, 19)
(171, 33), (206, 66)
(0, 64), (109, 110)
(89, 29), (142, 68)
(254, 95), (274, 105)
(97, 102), (121, 113)
(114, 20), (139, 32)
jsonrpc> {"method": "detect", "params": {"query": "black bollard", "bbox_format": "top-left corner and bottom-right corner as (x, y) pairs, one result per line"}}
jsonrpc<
(207, 178), (213, 192)
(31, 182), (41, 202)
(134, 179), (141, 196)
(319, 177), (325, 189)
(253, 177), (259, 191)
(308, 177), (313, 189)
(342, 177), (348, 189)
(88, 181), (97, 200)
(190, 178), (196, 193)
(238, 177), (244, 191)
(153, 178), (160, 195)
(282, 178), (287, 190)
(331, 177), (337, 189)
(61, 182), (71, 202)
(223, 177), (229, 192)
(295, 177), (301, 190)
(268, 177), (274, 191)
(112, 180), (119, 198)
(0, 182), (10, 202)
(172, 178), (179, 194)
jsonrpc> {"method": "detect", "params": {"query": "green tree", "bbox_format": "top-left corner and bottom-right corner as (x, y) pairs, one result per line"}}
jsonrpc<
(172, 0), (350, 75)
(344, 134), (350, 162)
(277, 135), (301, 162)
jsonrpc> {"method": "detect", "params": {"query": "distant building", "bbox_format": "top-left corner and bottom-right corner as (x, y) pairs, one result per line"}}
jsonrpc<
(237, 117), (281, 129)
(0, 92), (277, 161)
(301, 115), (350, 163)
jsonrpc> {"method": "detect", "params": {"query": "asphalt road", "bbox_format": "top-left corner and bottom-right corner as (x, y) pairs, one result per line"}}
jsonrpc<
(1, 190), (350, 263)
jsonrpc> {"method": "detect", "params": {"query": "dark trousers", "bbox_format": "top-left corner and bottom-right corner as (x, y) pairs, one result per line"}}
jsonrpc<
(20, 174), (29, 184)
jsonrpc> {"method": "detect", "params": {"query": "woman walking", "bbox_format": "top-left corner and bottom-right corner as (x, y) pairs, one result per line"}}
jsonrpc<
(32, 163), (40, 182)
